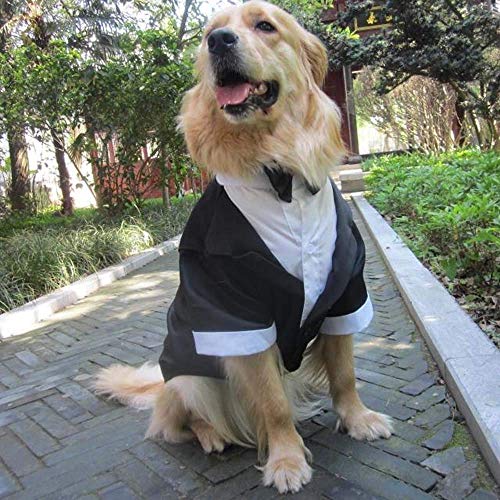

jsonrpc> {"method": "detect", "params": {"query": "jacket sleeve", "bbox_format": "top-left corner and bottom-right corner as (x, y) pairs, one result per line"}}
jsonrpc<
(171, 250), (276, 357)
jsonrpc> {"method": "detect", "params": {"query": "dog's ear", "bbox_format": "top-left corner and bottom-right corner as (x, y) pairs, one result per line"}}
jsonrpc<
(301, 32), (328, 87)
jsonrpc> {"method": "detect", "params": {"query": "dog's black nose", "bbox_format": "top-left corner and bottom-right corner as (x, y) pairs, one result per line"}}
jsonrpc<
(207, 28), (238, 56)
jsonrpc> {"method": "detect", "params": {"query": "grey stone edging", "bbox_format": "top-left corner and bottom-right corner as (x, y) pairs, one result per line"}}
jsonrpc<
(352, 195), (500, 484)
(0, 234), (181, 340)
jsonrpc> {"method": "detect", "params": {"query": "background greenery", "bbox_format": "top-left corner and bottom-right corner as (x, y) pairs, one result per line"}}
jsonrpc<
(0, 196), (198, 313)
(365, 150), (499, 346)
(270, 0), (499, 150)
(1, 0), (206, 215)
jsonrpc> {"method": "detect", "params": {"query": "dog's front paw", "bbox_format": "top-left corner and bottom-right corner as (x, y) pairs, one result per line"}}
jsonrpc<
(263, 455), (312, 494)
(338, 408), (393, 441)
(190, 419), (227, 454)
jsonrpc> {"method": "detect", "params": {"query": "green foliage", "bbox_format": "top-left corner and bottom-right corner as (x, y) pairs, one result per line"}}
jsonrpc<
(0, 224), (151, 312)
(1, 0), (204, 216)
(331, 1), (498, 90)
(271, 0), (499, 149)
(0, 40), (85, 136)
(269, 0), (354, 43)
(366, 150), (499, 279)
(84, 27), (196, 212)
(0, 196), (198, 312)
(270, 0), (334, 16)
(133, 0), (207, 47)
(0, 0), (130, 214)
(0, 24), (198, 214)
(365, 150), (499, 343)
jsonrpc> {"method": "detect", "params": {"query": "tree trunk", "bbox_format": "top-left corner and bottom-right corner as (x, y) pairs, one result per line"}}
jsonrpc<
(452, 100), (466, 146)
(160, 152), (171, 207)
(84, 116), (105, 210)
(177, 0), (194, 47)
(7, 125), (30, 211)
(466, 110), (482, 148)
(51, 130), (74, 216)
(162, 183), (170, 207)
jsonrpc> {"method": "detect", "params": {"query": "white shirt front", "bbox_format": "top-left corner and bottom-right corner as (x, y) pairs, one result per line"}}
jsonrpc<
(217, 171), (373, 335)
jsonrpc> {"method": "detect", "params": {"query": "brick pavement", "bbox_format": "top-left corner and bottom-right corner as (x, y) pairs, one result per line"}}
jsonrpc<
(0, 205), (498, 499)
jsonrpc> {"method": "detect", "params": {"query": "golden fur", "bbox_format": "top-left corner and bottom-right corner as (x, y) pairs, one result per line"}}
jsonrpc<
(94, 2), (391, 494)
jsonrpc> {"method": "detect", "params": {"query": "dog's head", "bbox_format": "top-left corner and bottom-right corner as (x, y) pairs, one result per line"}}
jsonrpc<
(180, 1), (344, 185)
(197, 0), (328, 124)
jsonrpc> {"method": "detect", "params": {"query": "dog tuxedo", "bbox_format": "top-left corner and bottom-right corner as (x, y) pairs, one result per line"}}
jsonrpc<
(159, 168), (373, 380)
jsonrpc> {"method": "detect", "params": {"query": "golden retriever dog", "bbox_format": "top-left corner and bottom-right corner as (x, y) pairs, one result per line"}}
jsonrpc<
(94, 1), (392, 494)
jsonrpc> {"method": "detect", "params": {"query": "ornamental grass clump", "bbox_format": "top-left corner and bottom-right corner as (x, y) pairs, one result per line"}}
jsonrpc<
(0, 196), (198, 313)
(0, 222), (152, 313)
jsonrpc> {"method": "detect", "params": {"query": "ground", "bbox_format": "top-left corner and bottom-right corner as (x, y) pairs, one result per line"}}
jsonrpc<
(0, 204), (498, 499)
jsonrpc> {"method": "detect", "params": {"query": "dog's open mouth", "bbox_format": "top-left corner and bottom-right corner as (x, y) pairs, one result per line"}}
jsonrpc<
(215, 70), (279, 116)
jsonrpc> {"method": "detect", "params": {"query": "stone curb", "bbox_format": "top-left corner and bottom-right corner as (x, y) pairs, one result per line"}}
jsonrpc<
(0, 234), (181, 340)
(352, 195), (500, 484)
(339, 169), (367, 193)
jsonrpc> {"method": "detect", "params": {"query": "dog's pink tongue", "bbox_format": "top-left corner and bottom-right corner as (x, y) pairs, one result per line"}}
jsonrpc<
(216, 83), (252, 106)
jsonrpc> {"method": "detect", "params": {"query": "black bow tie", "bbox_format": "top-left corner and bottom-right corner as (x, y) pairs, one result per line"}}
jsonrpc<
(263, 166), (320, 203)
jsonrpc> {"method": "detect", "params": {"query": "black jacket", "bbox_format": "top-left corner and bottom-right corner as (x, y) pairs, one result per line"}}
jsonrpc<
(159, 178), (368, 380)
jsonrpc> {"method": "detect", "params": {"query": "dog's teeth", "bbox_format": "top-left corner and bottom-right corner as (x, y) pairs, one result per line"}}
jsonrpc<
(254, 83), (268, 95)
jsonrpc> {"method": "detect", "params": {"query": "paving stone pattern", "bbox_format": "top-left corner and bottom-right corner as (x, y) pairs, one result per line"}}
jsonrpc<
(0, 205), (498, 500)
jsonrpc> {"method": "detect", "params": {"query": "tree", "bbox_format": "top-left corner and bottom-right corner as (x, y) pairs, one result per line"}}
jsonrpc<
(79, 0), (205, 212)
(1, 0), (126, 215)
(1, 0), (204, 216)
(0, 0), (30, 211)
(10, 41), (89, 215)
(83, 27), (195, 212)
(354, 69), (460, 153)
(331, 1), (499, 149)
(137, 0), (208, 47)
(271, 0), (500, 150)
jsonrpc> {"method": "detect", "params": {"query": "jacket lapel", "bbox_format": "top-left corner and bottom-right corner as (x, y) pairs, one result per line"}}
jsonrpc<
(304, 182), (357, 326)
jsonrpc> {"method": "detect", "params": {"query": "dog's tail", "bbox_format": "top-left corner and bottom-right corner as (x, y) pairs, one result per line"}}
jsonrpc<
(93, 363), (164, 410)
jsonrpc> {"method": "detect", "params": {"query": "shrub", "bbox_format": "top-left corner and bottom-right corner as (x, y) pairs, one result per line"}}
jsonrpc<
(365, 149), (499, 344)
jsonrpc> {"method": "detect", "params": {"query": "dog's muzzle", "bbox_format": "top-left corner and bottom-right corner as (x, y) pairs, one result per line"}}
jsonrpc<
(209, 28), (280, 118)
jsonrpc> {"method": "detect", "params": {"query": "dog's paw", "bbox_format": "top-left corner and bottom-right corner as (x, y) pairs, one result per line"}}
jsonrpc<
(146, 423), (194, 444)
(190, 420), (227, 454)
(263, 455), (312, 494)
(337, 409), (393, 441)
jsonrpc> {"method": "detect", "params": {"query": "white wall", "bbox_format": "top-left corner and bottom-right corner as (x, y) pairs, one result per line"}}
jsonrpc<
(357, 122), (400, 155)
(1, 134), (96, 209)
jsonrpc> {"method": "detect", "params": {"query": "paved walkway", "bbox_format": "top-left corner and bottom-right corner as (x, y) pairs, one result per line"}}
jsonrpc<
(0, 205), (498, 500)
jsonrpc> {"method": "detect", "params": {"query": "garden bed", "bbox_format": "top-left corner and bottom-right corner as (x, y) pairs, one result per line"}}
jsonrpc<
(0, 197), (197, 313)
(364, 150), (499, 347)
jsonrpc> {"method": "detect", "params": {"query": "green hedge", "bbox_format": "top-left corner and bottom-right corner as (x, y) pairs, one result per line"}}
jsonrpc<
(365, 149), (499, 345)
(0, 197), (197, 313)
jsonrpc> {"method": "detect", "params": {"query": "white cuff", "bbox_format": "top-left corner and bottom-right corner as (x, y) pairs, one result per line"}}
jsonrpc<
(321, 297), (373, 335)
(193, 323), (277, 356)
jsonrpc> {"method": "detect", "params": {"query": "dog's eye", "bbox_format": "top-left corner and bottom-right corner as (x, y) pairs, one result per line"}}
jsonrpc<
(255, 21), (276, 32)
